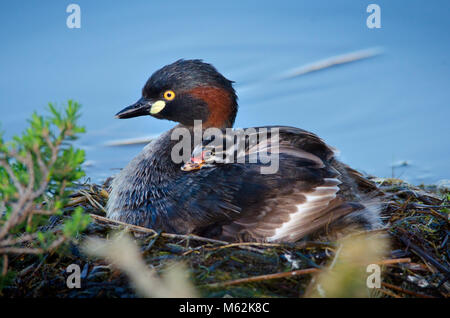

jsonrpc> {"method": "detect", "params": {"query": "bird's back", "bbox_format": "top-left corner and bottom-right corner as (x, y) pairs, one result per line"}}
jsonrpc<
(106, 125), (382, 242)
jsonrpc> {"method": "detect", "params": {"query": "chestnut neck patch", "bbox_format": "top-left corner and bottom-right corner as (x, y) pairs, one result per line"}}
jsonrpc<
(188, 86), (237, 128)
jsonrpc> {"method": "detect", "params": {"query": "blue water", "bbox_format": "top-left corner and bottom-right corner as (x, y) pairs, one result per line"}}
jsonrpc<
(1, 1), (449, 184)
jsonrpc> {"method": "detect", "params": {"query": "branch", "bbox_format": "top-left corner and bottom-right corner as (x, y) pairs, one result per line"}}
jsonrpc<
(206, 268), (320, 288)
(0, 159), (23, 196)
(205, 258), (412, 288)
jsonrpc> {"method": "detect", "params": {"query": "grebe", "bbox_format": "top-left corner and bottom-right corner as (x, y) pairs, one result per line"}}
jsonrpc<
(107, 59), (381, 242)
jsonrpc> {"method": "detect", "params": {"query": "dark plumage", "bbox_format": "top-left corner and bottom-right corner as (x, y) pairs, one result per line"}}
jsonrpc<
(107, 59), (382, 242)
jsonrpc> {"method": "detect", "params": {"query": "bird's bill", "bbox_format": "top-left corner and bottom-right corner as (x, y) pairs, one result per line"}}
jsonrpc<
(115, 97), (167, 119)
(115, 97), (151, 119)
(180, 160), (206, 172)
(181, 151), (210, 172)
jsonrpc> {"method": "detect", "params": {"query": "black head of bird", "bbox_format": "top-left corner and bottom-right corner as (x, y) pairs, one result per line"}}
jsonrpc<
(115, 59), (238, 129)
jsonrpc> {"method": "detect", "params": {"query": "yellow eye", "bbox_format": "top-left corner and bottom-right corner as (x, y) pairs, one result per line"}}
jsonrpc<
(163, 90), (176, 101)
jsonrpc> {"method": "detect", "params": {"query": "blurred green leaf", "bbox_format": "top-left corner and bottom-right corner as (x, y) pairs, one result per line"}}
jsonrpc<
(0, 100), (91, 289)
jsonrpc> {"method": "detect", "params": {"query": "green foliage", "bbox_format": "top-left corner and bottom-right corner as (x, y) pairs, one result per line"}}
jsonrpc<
(63, 206), (92, 238)
(0, 100), (91, 284)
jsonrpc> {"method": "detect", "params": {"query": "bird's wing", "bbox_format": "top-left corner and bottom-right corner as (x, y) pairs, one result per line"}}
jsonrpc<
(342, 163), (382, 195)
(167, 126), (363, 242)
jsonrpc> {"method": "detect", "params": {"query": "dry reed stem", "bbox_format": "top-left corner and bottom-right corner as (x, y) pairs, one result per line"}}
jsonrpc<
(206, 258), (412, 288)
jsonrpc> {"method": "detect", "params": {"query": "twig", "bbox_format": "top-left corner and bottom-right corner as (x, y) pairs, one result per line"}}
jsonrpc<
(206, 258), (411, 288)
(409, 204), (450, 209)
(2, 254), (7, 276)
(0, 247), (45, 254)
(0, 236), (66, 255)
(378, 288), (402, 298)
(378, 258), (411, 266)
(182, 240), (337, 256)
(207, 242), (283, 249)
(206, 268), (320, 288)
(381, 282), (434, 298)
(78, 189), (107, 214)
(0, 159), (24, 196)
(0, 233), (37, 247)
(90, 214), (224, 244)
(66, 196), (87, 207)
(31, 209), (57, 216)
(429, 209), (449, 223)
(90, 215), (269, 254)
(183, 241), (292, 256)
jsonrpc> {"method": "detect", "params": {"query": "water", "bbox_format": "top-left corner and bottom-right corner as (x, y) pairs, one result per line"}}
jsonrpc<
(1, 1), (449, 184)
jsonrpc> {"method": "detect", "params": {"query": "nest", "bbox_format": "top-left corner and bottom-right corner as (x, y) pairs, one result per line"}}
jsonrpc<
(2, 178), (449, 298)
